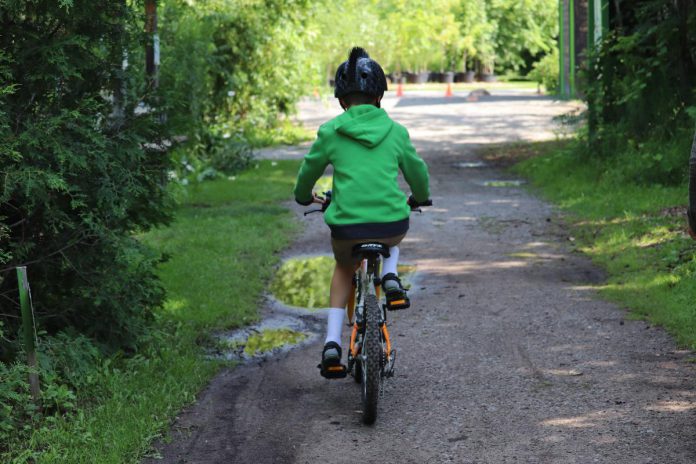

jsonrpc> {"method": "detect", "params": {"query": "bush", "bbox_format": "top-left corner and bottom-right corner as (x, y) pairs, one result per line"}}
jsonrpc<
(159, 0), (312, 151)
(584, 1), (696, 151)
(0, 1), (171, 353)
(529, 48), (559, 94)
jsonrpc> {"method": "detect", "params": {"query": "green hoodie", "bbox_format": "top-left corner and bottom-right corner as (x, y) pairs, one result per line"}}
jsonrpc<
(294, 104), (430, 238)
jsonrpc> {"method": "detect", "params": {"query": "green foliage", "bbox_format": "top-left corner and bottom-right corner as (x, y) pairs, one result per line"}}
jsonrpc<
(585, 1), (696, 154)
(2, 160), (300, 462)
(305, 0), (558, 79)
(0, 1), (172, 353)
(0, 361), (34, 445)
(529, 48), (559, 93)
(486, 0), (557, 72)
(159, 0), (312, 164)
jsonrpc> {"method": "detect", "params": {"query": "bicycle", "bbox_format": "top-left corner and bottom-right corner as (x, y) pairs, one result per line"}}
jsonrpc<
(305, 190), (431, 424)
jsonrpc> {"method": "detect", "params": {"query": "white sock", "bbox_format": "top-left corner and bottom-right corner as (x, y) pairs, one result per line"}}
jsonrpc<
(325, 307), (345, 347)
(381, 246), (399, 277)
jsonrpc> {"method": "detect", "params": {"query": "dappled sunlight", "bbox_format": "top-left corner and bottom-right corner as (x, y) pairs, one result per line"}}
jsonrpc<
(543, 368), (583, 377)
(599, 273), (681, 293)
(609, 373), (639, 382)
(542, 410), (623, 429)
(163, 298), (188, 316)
(547, 344), (593, 353)
(450, 215), (477, 222)
(646, 401), (696, 413)
(415, 257), (531, 275)
(489, 199), (520, 204)
(427, 207), (450, 213)
(402, 236), (424, 244)
(568, 284), (601, 292)
(521, 241), (553, 248)
(580, 360), (617, 368)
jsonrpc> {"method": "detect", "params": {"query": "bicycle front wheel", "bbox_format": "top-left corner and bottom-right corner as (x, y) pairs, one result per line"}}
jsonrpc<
(361, 294), (382, 424)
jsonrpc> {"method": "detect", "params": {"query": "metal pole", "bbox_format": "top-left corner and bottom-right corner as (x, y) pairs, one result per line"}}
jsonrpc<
(17, 266), (40, 402)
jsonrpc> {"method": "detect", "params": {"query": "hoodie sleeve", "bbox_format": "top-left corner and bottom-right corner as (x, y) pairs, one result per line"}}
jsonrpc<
(687, 129), (696, 231)
(398, 127), (430, 203)
(293, 125), (331, 205)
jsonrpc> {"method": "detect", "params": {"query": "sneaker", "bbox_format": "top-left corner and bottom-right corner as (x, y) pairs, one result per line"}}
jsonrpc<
(382, 273), (410, 310)
(318, 341), (347, 379)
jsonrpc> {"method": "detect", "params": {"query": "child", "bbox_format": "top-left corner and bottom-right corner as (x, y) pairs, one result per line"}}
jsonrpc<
(293, 47), (431, 377)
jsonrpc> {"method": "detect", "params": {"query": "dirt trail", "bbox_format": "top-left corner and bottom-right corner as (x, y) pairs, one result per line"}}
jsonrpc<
(146, 91), (696, 463)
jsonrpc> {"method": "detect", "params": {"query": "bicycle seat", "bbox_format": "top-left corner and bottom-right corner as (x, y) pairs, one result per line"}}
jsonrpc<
(351, 242), (390, 258)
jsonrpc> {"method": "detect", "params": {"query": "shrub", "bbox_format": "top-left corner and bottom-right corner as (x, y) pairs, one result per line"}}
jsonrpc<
(529, 48), (559, 94)
(0, 1), (171, 352)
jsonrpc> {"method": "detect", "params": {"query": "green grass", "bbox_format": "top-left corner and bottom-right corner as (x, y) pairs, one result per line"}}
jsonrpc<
(7, 160), (301, 463)
(144, 161), (300, 329)
(245, 120), (313, 148)
(510, 141), (696, 348)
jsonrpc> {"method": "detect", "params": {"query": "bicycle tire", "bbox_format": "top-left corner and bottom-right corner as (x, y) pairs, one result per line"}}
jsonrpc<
(361, 293), (382, 424)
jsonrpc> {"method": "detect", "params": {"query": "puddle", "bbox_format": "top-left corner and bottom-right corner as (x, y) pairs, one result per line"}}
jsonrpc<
(271, 255), (416, 310)
(243, 329), (307, 356)
(481, 180), (527, 187)
(214, 315), (314, 361)
(454, 161), (487, 169)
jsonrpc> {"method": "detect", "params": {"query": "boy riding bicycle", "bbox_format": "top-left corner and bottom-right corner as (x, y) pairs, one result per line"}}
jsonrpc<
(293, 47), (431, 378)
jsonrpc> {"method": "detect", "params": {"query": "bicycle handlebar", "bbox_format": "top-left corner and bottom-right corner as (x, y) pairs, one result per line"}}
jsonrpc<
(304, 190), (432, 215)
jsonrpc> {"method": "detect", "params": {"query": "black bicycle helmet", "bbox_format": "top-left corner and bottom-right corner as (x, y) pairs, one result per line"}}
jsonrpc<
(334, 47), (388, 101)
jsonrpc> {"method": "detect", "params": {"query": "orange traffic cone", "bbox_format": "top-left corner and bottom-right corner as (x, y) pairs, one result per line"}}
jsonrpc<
(396, 82), (404, 97)
(445, 83), (453, 97)
(312, 87), (320, 99)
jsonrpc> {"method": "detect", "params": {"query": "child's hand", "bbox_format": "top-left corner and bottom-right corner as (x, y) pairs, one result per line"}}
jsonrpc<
(312, 193), (326, 204)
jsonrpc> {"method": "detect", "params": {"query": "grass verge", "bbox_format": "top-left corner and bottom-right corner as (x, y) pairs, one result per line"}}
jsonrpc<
(6, 160), (301, 463)
(490, 140), (696, 349)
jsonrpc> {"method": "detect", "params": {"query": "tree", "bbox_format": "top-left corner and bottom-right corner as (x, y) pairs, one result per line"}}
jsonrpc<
(0, 0), (171, 352)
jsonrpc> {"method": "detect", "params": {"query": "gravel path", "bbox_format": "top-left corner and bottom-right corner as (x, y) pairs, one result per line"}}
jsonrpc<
(145, 90), (696, 464)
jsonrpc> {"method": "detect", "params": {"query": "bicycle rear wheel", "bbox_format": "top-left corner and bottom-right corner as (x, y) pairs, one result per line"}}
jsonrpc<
(361, 294), (382, 424)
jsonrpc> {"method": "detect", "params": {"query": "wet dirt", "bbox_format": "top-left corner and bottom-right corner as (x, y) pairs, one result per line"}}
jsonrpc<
(145, 91), (696, 464)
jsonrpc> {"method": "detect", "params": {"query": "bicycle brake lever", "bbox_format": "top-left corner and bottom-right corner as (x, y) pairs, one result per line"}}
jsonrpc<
(304, 209), (323, 216)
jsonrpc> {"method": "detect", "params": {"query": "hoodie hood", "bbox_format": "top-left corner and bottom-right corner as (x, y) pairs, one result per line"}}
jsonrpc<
(333, 105), (394, 148)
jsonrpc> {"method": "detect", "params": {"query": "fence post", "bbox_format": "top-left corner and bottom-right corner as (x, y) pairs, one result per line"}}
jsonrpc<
(17, 266), (40, 402)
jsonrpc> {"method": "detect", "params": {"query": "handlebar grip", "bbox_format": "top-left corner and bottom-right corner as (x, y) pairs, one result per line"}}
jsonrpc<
(408, 195), (432, 209)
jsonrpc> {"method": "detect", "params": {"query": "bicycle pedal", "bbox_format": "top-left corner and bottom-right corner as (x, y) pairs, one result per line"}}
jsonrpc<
(386, 297), (410, 311)
(317, 363), (348, 379)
